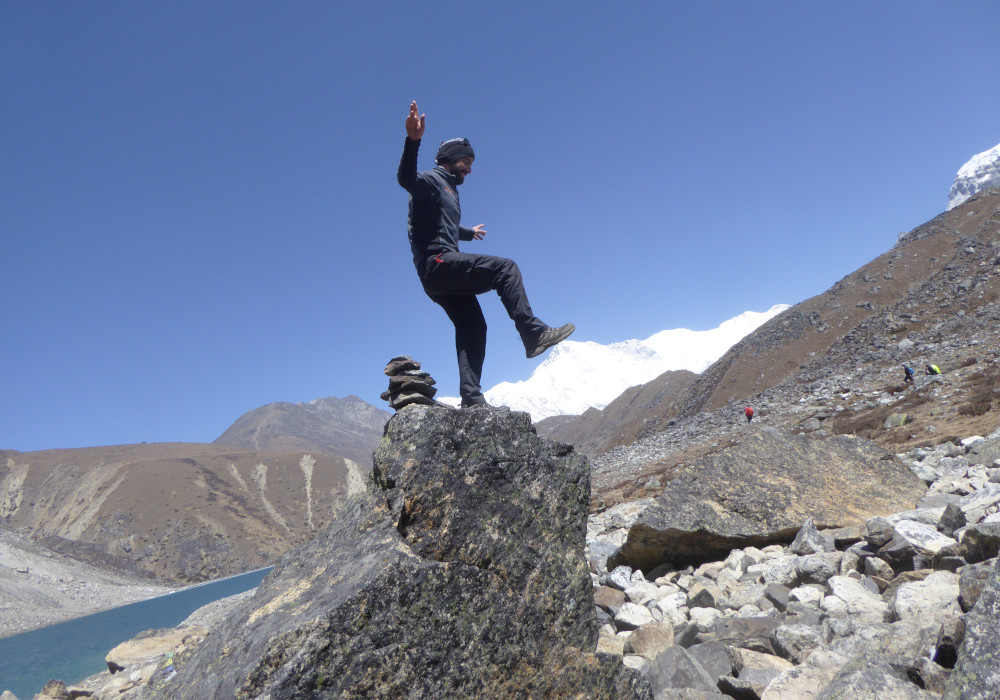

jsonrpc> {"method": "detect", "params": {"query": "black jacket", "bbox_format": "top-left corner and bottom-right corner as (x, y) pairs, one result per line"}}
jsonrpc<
(397, 137), (475, 275)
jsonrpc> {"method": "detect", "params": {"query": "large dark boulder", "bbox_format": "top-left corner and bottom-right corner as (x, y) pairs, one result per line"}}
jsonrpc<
(616, 428), (926, 570)
(943, 555), (1000, 699)
(155, 406), (650, 699)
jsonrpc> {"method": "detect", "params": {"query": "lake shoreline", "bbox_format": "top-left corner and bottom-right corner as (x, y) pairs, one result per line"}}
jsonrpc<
(0, 529), (177, 639)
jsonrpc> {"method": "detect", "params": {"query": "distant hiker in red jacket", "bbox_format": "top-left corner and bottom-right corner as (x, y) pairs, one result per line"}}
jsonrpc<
(744, 406), (754, 424)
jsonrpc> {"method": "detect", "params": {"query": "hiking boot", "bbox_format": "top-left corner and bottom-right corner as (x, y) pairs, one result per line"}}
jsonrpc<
(460, 400), (491, 410)
(525, 323), (575, 358)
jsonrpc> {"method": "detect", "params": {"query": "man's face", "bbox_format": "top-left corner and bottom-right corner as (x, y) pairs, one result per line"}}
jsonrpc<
(446, 157), (473, 185)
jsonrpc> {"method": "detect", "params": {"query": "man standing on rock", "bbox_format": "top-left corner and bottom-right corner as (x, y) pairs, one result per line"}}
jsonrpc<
(397, 100), (574, 408)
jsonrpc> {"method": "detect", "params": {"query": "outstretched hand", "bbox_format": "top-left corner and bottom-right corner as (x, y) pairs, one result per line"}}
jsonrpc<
(406, 101), (425, 140)
(471, 224), (487, 240)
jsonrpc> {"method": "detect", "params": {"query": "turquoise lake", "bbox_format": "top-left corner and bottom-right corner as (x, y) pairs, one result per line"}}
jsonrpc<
(0, 566), (272, 699)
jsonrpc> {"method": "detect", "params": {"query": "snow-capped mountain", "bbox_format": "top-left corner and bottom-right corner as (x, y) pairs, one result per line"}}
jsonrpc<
(442, 304), (789, 421)
(948, 141), (1000, 210)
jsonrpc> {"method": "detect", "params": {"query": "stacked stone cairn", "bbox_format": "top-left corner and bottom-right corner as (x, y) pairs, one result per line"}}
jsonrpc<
(380, 355), (445, 411)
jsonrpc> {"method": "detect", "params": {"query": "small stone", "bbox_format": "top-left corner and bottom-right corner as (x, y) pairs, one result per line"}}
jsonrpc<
(593, 586), (626, 615)
(384, 356), (421, 375)
(958, 558), (995, 611)
(863, 556), (895, 580)
(796, 552), (843, 584)
(623, 621), (675, 660)
(688, 606), (722, 632)
(862, 517), (895, 547)
(937, 502), (967, 537)
(959, 522), (1000, 563)
(603, 565), (633, 591)
(388, 391), (437, 410)
(789, 517), (835, 555)
(596, 635), (625, 656)
(789, 585), (825, 608)
(770, 624), (825, 664)
(764, 583), (790, 611)
(614, 602), (654, 630)
(388, 375), (438, 397)
(687, 582), (721, 609)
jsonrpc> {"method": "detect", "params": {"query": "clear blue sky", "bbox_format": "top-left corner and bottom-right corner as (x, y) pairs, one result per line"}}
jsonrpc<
(3, 2), (999, 451)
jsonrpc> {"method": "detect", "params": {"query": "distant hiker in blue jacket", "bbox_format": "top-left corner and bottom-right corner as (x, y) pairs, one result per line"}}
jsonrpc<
(398, 101), (574, 408)
(903, 365), (915, 384)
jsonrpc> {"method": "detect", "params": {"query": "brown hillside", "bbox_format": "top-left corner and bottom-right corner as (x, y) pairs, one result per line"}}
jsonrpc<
(536, 370), (696, 456)
(679, 189), (1000, 418)
(591, 189), (1000, 508)
(0, 443), (367, 583)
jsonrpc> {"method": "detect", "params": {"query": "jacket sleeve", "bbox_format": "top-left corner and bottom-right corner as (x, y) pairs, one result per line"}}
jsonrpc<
(397, 137), (432, 199)
(458, 226), (475, 241)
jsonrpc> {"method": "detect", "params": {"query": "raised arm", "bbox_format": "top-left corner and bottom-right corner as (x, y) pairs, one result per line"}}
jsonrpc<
(405, 100), (425, 141)
(398, 101), (427, 193)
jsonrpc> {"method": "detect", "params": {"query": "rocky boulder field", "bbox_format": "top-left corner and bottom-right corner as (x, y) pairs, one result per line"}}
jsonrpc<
(587, 429), (1000, 699)
(15, 405), (1000, 700)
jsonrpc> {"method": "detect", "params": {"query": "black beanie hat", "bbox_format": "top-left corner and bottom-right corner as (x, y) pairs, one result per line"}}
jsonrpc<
(435, 137), (475, 165)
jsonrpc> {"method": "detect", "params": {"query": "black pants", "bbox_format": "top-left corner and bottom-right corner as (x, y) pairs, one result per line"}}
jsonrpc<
(420, 251), (547, 403)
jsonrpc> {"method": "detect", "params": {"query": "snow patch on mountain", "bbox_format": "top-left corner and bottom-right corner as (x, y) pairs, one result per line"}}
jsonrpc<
(444, 304), (788, 421)
(948, 141), (1000, 210)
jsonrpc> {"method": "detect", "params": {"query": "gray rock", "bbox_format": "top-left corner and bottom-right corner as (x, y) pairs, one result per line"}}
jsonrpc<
(605, 565), (635, 591)
(688, 582), (722, 609)
(937, 503), (967, 538)
(889, 570), (961, 621)
(958, 559), (996, 612)
(815, 655), (936, 699)
(713, 616), (784, 654)
(827, 619), (939, 675)
(943, 555), (1000, 699)
(725, 583), (767, 611)
(959, 522), (1000, 563)
(863, 517), (897, 548)
(884, 412), (910, 429)
(797, 552), (844, 584)
(383, 355), (421, 375)
(893, 519), (960, 555)
(877, 533), (920, 573)
(958, 483), (1000, 523)
(387, 375), (437, 398)
(616, 602), (655, 631)
(647, 645), (718, 694)
(763, 583), (790, 611)
(616, 429), (926, 570)
(790, 518), (836, 555)
(762, 664), (840, 700)
(967, 438), (1000, 468)
(907, 657), (951, 695)
(840, 550), (862, 575)
(686, 641), (733, 682)
(388, 390), (440, 410)
(824, 575), (889, 623)
(158, 406), (651, 700)
(624, 621), (675, 661)
(718, 669), (782, 698)
(771, 623), (826, 664)
(864, 555), (895, 580)
(594, 585), (627, 615)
